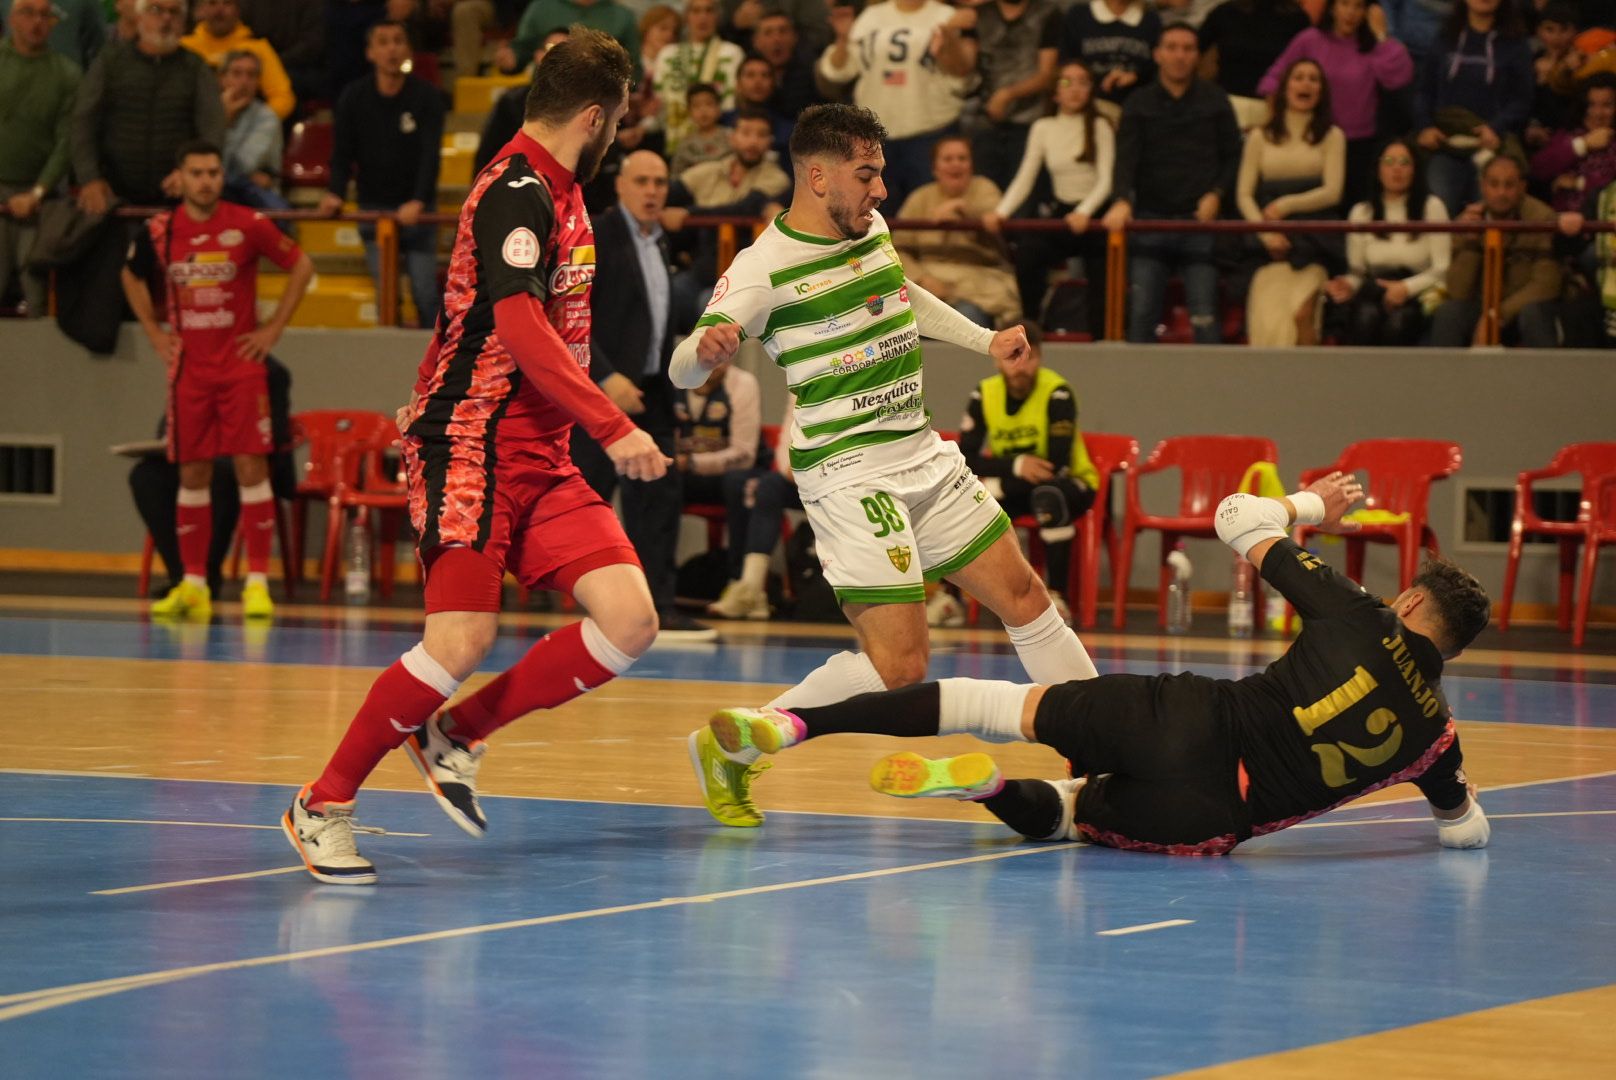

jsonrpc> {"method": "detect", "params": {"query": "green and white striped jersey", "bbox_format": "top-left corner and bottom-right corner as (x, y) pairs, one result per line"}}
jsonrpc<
(693, 211), (948, 499)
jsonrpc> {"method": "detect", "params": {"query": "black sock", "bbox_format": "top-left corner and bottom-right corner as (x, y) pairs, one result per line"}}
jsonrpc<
(791, 682), (941, 740)
(979, 779), (1064, 840)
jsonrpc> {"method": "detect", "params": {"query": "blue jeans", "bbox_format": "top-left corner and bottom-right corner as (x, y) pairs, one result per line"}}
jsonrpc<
(1127, 222), (1220, 344)
(359, 208), (440, 328)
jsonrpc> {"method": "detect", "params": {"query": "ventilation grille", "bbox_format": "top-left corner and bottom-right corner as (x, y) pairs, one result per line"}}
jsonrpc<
(1461, 484), (1580, 545)
(0, 438), (60, 502)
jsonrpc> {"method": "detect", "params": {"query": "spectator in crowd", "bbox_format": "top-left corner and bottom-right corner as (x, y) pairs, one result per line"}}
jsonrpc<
(1259, 0), (1415, 202)
(655, 0), (746, 154)
(109, 0), (137, 45)
(5, 0), (102, 68)
(236, 0), (324, 104)
(73, 0), (224, 213)
(721, 0), (831, 54)
(1058, 0), (1161, 114)
(1430, 154), (1564, 346)
(1103, 24), (1242, 344)
(1597, 177), (1616, 343)
(1414, 0), (1534, 214)
(1531, 71), (1616, 212)
(818, 0), (977, 209)
(0, 0), (79, 318)
(474, 28), (570, 176)
(733, 54), (794, 161)
(1198, 0), (1312, 115)
(442, 0), (523, 77)
(985, 58), (1113, 334)
(752, 8), (819, 119)
(967, 0), (1061, 189)
(670, 82), (732, 174)
(219, 50), (287, 210)
(181, 0), (295, 119)
(578, 148), (716, 640)
(894, 135), (1021, 328)
(957, 321), (1097, 626)
(1384, 0), (1454, 67)
(635, 3), (680, 128)
(327, 0), (387, 98)
(502, 0), (639, 77)
(709, 396), (801, 621)
(1239, 58), (1347, 346)
(1527, 1), (1583, 150)
(1322, 136), (1451, 344)
(320, 20), (444, 328)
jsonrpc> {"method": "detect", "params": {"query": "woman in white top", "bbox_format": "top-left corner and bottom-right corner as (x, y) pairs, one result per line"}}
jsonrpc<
(1321, 138), (1452, 346)
(1237, 57), (1347, 347)
(982, 59), (1115, 334)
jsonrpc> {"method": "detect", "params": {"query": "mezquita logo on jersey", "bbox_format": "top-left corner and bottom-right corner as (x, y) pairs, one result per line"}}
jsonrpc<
(549, 245), (596, 295)
(168, 251), (237, 287)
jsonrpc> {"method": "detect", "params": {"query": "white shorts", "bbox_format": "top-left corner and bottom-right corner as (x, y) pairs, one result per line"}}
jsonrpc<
(801, 441), (1011, 606)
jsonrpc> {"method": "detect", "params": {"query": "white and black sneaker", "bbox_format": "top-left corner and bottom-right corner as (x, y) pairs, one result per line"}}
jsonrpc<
(282, 786), (378, 885)
(1030, 484), (1072, 528)
(404, 713), (488, 838)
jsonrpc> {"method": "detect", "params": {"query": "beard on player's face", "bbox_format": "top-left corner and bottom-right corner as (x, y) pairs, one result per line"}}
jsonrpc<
(826, 189), (871, 240)
(577, 122), (615, 184)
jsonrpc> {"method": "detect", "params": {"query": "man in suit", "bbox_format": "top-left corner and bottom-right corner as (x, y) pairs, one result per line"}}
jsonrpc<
(573, 149), (716, 639)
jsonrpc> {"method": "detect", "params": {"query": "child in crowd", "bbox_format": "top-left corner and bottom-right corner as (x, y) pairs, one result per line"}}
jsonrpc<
(670, 84), (732, 175)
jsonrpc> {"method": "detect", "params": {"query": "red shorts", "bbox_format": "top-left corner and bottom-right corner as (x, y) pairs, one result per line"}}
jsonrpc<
(404, 434), (640, 612)
(167, 361), (272, 464)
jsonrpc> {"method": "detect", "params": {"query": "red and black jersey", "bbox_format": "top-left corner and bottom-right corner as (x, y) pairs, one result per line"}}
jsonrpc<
(404, 131), (626, 453)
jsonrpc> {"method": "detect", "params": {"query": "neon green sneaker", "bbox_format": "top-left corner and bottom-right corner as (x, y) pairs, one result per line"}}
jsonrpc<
(687, 727), (771, 827)
(151, 580), (212, 620)
(242, 581), (275, 620)
(869, 752), (1004, 801)
(708, 706), (805, 756)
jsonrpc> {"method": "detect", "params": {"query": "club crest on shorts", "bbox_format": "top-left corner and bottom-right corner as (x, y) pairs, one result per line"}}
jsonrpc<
(886, 544), (912, 573)
(865, 294), (884, 316)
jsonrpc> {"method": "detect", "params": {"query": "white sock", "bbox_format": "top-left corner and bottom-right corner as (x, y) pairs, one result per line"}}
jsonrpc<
(238, 479), (272, 504)
(937, 678), (1030, 743)
(246, 571), (268, 588)
(1045, 777), (1087, 841)
(703, 650), (889, 764)
(580, 617), (637, 673)
(1006, 602), (1098, 682)
(741, 552), (770, 591)
(183, 574), (208, 589)
(403, 641), (463, 698)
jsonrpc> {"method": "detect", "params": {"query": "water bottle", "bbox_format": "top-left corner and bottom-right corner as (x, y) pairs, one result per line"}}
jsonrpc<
(344, 518), (371, 604)
(1165, 548), (1192, 635)
(1228, 555), (1254, 638)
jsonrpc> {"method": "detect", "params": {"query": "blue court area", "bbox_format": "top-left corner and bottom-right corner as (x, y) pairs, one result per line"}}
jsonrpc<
(2, 608), (1614, 1077)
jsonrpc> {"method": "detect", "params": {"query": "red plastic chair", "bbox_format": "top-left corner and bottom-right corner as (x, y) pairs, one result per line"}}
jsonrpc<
(1293, 439), (1462, 595)
(681, 424), (795, 596)
(315, 415), (408, 602)
(288, 411), (396, 592)
(1072, 432), (1139, 628)
(283, 119), (333, 188)
(1500, 442), (1616, 644)
(1113, 435), (1278, 629)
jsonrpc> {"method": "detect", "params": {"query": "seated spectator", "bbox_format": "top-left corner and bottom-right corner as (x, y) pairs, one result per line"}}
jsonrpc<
(1322, 138), (1451, 345)
(1429, 155), (1564, 347)
(670, 83), (732, 175)
(708, 396), (802, 620)
(1414, 0), (1534, 214)
(894, 136), (1020, 329)
(1102, 24), (1242, 344)
(966, 0), (1061, 190)
(181, 0), (295, 119)
(818, 0), (976, 210)
(502, 0), (640, 79)
(219, 51), (287, 210)
(0, 0), (80, 319)
(1058, 0), (1161, 115)
(722, 0), (831, 55)
(752, 9), (820, 120)
(72, 0), (224, 213)
(1527, 1), (1583, 153)
(1531, 72), (1616, 213)
(319, 20), (444, 329)
(656, 0), (747, 155)
(984, 59), (1113, 334)
(1239, 58), (1347, 346)
(1259, 0), (1414, 203)
(233, 0), (322, 104)
(957, 321), (1098, 625)
(1197, 0), (1311, 112)
(442, 0), (523, 77)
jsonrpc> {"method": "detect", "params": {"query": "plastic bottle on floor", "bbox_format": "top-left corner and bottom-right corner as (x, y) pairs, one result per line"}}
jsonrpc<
(1166, 548), (1192, 634)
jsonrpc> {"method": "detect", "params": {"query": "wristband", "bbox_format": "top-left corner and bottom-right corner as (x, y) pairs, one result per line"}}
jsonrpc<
(1288, 491), (1326, 526)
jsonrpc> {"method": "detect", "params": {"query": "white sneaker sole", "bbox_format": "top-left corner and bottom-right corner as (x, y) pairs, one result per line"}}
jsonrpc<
(280, 809), (378, 886)
(402, 737), (488, 839)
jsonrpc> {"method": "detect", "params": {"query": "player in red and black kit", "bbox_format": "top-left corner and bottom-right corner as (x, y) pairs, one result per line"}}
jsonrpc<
(706, 471), (1498, 855)
(283, 29), (669, 885)
(122, 140), (315, 622)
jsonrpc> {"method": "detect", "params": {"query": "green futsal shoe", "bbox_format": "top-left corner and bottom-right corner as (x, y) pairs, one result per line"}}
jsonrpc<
(708, 706), (805, 756)
(688, 726), (771, 827)
(869, 752), (1004, 801)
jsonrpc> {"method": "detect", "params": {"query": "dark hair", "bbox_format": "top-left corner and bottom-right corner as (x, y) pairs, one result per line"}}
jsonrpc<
(1020, 320), (1044, 349)
(1057, 58), (1105, 165)
(1319, 0), (1376, 53)
(366, 19), (412, 47)
(1367, 138), (1429, 238)
(1156, 22), (1198, 47)
(788, 104), (888, 170)
(929, 133), (972, 165)
(525, 25), (634, 125)
(1440, 0), (1524, 41)
(733, 106), (774, 131)
(738, 54), (773, 75)
(1538, 0), (1578, 26)
(1482, 153), (1525, 180)
(1263, 59), (1334, 145)
(1576, 72), (1616, 129)
(1411, 556), (1490, 656)
(174, 138), (222, 166)
(685, 81), (721, 105)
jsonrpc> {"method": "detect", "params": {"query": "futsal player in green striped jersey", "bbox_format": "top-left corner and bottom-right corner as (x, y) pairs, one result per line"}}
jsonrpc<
(671, 104), (1101, 827)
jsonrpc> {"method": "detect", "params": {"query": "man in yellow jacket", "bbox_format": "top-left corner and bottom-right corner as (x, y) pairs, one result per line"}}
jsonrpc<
(182, 0), (295, 120)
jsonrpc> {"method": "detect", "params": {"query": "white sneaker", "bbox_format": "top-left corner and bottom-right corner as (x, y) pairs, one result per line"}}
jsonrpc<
(926, 589), (966, 628)
(404, 713), (488, 838)
(707, 579), (770, 620)
(1047, 776), (1088, 842)
(282, 786), (378, 885)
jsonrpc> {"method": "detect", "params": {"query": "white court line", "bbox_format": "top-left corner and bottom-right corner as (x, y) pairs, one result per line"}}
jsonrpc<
(1096, 919), (1195, 937)
(92, 867), (306, 896)
(1296, 808), (1616, 829)
(168, 760), (221, 766)
(1348, 768), (1616, 809)
(0, 842), (1083, 1023)
(0, 817), (429, 837)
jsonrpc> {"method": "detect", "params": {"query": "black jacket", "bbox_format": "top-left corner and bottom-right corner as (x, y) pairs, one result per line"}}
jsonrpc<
(589, 204), (676, 434)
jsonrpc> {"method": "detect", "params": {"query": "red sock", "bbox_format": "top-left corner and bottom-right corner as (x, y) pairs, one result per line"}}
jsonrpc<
(446, 622), (618, 742)
(239, 490), (275, 575)
(176, 500), (211, 580)
(309, 659), (450, 806)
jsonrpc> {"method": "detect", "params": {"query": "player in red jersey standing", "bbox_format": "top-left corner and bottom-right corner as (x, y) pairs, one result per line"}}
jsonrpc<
(122, 140), (315, 621)
(282, 28), (670, 885)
